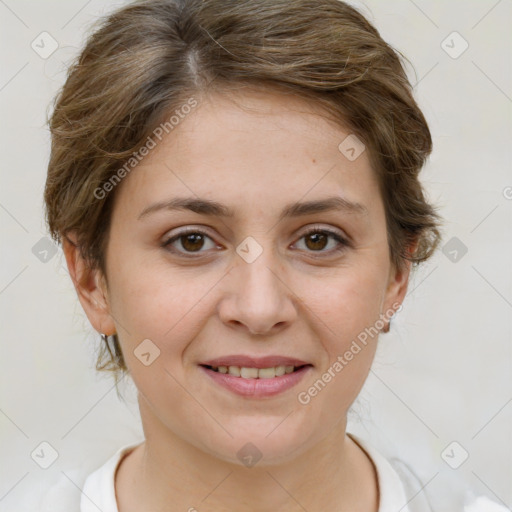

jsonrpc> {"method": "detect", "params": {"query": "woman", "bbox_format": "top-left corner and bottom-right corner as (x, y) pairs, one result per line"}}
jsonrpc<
(44, 0), (452, 510)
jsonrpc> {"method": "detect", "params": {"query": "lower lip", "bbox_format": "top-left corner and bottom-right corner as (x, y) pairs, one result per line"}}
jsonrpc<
(199, 365), (312, 398)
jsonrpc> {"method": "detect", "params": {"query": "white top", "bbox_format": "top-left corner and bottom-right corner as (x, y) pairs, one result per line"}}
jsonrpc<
(79, 433), (433, 512)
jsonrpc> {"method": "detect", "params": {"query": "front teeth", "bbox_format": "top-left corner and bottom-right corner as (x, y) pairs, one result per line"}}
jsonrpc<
(214, 365), (296, 378)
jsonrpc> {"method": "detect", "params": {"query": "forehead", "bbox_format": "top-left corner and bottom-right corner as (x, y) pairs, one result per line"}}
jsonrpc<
(113, 88), (382, 223)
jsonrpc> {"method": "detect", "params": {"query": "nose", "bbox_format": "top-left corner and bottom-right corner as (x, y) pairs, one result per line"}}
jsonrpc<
(217, 250), (298, 336)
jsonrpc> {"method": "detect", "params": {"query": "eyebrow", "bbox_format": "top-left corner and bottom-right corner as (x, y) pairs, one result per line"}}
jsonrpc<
(137, 196), (368, 222)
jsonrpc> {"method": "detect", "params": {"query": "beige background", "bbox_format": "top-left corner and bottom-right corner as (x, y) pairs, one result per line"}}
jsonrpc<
(0, 0), (511, 510)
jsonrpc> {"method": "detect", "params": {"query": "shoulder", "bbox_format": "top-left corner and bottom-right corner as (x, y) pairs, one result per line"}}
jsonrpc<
(347, 433), (508, 512)
(37, 467), (86, 512)
(38, 442), (142, 512)
(348, 432), (433, 512)
(80, 442), (142, 512)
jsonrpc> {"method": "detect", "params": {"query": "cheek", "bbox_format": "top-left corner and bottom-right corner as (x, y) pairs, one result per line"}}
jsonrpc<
(298, 266), (384, 379)
(305, 266), (385, 338)
(106, 257), (215, 360)
(296, 276), (381, 417)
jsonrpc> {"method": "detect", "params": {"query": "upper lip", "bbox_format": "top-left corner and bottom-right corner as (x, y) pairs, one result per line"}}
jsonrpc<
(200, 355), (312, 369)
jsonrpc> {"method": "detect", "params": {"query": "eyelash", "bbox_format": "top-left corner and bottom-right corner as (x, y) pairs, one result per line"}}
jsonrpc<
(161, 226), (350, 258)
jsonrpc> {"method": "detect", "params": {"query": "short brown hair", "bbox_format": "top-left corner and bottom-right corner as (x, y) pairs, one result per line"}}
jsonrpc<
(44, 0), (443, 383)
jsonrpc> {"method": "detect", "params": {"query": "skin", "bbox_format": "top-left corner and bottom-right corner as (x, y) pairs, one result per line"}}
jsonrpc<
(63, 87), (414, 511)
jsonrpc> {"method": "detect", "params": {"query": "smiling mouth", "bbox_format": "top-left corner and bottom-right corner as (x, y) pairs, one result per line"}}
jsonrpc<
(200, 364), (311, 379)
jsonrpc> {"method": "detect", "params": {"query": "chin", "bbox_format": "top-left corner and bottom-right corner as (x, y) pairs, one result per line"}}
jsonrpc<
(198, 422), (315, 468)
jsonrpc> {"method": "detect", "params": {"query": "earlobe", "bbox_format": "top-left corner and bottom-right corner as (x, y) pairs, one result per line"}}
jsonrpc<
(380, 264), (409, 334)
(62, 233), (117, 336)
(381, 239), (418, 330)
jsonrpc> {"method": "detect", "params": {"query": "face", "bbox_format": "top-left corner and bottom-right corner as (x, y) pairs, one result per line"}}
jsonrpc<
(69, 88), (410, 466)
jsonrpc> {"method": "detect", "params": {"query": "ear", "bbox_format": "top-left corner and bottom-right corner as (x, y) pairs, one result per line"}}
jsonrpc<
(381, 238), (419, 322)
(62, 233), (117, 336)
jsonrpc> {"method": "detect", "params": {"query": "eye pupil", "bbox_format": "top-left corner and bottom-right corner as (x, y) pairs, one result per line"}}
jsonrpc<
(181, 233), (204, 252)
(306, 232), (328, 251)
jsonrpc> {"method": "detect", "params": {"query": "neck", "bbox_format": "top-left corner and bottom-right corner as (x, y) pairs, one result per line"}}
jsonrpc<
(116, 401), (378, 512)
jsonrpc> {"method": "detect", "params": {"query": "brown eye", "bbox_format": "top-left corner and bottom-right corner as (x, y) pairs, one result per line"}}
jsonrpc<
(162, 229), (217, 255)
(179, 233), (206, 252)
(304, 232), (329, 251)
(295, 228), (349, 255)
